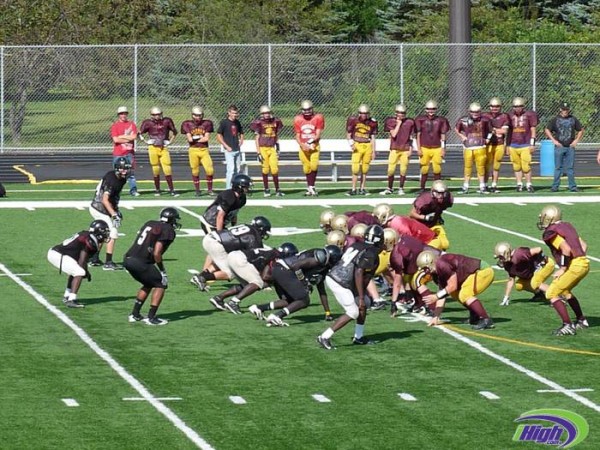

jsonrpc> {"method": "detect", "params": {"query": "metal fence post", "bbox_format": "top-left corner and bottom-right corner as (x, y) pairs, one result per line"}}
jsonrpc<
(268, 44), (272, 106)
(399, 44), (404, 103)
(133, 44), (138, 125)
(1, 46), (3, 155)
(532, 43), (537, 111)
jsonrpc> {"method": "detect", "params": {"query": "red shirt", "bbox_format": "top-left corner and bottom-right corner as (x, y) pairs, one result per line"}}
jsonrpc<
(250, 117), (284, 147)
(383, 117), (415, 150)
(293, 114), (325, 143)
(415, 115), (450, 147)
(386, 216), (435, 244)
(346, 116), (378, 143)
(181, 119), (214, 148)
(111, 120), (137, 156)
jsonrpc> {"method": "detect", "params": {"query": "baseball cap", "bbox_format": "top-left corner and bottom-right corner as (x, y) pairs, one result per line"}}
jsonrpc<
(559, 102), (570, 110)
(117, 106), (128, 114)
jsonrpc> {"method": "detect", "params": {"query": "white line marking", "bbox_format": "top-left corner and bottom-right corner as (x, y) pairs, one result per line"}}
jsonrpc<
(187, 269), (200, 275)
(537, 388), (594, 393)
(229, 396), (247, 405)
(76, 206), (86, 211)
(398, 393), (417, 401)
(178, 206), (205, 220)
(479, 391), (500, 400)
(123, 397), (182, 401)
(0, 262), (214, 450)
(312, 394), (331, 403)
(62, 398), (79, 407)
(0, 273), (31, 277)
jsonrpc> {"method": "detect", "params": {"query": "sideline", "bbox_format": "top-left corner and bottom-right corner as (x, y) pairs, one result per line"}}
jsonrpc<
(0, 262), (215, 450)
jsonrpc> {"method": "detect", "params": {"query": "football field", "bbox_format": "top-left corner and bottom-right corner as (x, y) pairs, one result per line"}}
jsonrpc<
(1, 183), (599, 449)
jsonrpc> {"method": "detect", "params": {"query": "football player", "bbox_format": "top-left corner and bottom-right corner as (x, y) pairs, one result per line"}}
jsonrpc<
(538, 205), (589, 336)
(317, 224), (384, 350)
(381, 104), (416, 195)
(319, 209), (336, 234)
(199, 173), (252, 233)
(507, 97), (539, 192)
(409, 180), (453, 250)
(344, 208), (380, 231)
(123, 208), (181, 326)
(415, 250), (495, 330)
(139, 106), (179, 196)
(345, 104), (378, 196)
(482, 98), (510, 193)
(414, 100), (451, 191)
(191, 216), (271, 297)
(250, 105), (285, 197)
(494, 242), (554, 306)
(47, 220), (110, 308)
(454, 102), (492, 194)
(88, 157), (130, 270)
(294, 100), (325, 196)
(181, 106), (215, 197)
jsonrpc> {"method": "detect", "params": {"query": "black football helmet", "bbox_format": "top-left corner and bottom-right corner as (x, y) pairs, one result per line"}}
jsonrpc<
(160, 207), (181, 229)
(114, 156), (132, 177)
(250, 216), (271, 239)
(324, 244), (342, 266)
(89, 219), (111, 243)
(364, 224), (385, 247)
(232, 174), (253, 195)
(278, 242), (299, 258)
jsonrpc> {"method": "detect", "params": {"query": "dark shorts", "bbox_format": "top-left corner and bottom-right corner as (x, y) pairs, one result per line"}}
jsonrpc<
(124, 257), (165, 289)
(272, 265), (310, 304)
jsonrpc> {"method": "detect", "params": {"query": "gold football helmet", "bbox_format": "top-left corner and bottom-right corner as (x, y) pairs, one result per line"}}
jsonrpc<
(537, 205), (562, 230)
(150, 106), (162, 115)
(319, 209), (336, 233)
(494, 242), (512, 267)
(350, 223), (368, 239)
(416, 250), (438, 272)
(425, 100), (438, 110)
(469, 102), (482, 113)
(331, 214), (349, 234)
(326, 230), (346, 249)
(383, 228), (399, 251)
(431, 180), (447, 193)
(358, 104), (370, 114)
(395, 104), (407, 113)
(489, 97), (502, 107)
(191, 106), (204, 116)
(373, 203), (394, 225)
(512, 97), (526, 107)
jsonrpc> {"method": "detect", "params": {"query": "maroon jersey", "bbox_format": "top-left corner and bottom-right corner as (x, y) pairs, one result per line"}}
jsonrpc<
(343, 235), (363, 251)
(344, 210), (379, 231)
(415, 115), (450, 147)
(52, 231), (100, 261)
(384, 117), (415, 150)
(390, 235), (427, 275)
(482, 112), (510, 145)
(250, 117), (283, 147)
(140, 117), (178, 145)
(503, 247), (543, 280)
(455, 116), (491, 148)
(125, 220), (176, 263)
(435, 254), (481, 289)
(413, 191), (454, 227)
(543, 222), (586, 265)
(507, 110), (538, 147)
(181, 119), (214, 148)
(346, 116), (378, 143)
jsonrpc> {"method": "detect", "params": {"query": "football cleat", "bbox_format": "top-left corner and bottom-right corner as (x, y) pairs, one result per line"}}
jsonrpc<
(358, 189), (369, 196)
(128, 313), (144, 323)
(103, 261), (123, 271)
(573, 318), (589, 330)
(397, 188), (405, 196)
(346, 189), (357, 196)
(526, 185), (535, 193)
(553, 323), (576, 336)
(169, 190), (180, 197)
(209, 296), (226, 311)
(263, 189), (271, 198)
(516, 185), (523, 192)
(370, 300), (387, 311)
(266, 314), (288, 327)
(317, 335), (335, 350)
(275, 190), (285, 197)
(190, 274), (209, 292)
(89, 258), (104, 267)
(472, 318), (494, 330)
(352, 336), (377, 345)
(64, 299), (85, 308)
(143, 317), (168, 326)
(248, 304), (265, 320)
(225, 300), (242, 315)
(380, 188), (393, 195)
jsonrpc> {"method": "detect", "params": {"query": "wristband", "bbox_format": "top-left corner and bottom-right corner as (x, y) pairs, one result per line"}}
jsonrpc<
(530, 138), (536, 146)
(560, 255), (566, 267)
(486, 133), (493, 140)
(441, 141), (446, 149)
(436, 288), (448, 299)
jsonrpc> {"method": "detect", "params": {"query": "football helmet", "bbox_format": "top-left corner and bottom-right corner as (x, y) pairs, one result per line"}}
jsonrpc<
(431, 180), (447, 200)
(493, 242), (512, 267)
(425, 100), (438, 110)
(395, 104), (407, 113)
(114, 156), (131, 177)
(259, 105), (271, 114)
(159, 207), (182, 229)
(301, 99), (313, 110)
(331, 214), (349, 234)
(358, 104), (370, 114)
(383, 228), (399, 251)
(324, 244), (343, 266)
(150, 106), (162, 115)
(373, 203), (394, 225)
(416, 250), (438, 272)
(326, 230), (346, 249)
(489, 97), (502, 107)
(231, 174), (253, 195)
(89, 219), (111, 243)
(350, 223), (368, 239)
(537, 205), (562, 230)
(250, 216), (272, 239)
(512, 97), (526, 107)
(364, 224), (385, 247)
(319, 209), (336, 232)
(278, 242), (299, 258)
(469, 102), (481, 113)
(191, 106), (204, 116)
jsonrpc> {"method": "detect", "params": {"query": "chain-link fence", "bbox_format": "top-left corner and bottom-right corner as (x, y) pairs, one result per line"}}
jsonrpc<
(1, 43), (599, 153)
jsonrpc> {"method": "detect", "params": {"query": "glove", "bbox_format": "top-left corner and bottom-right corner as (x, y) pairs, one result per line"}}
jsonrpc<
(256, 154), (263, 163)
(111, 214), (121, 228)
(146, 139), (156, 145)
(192, 135), (201, 141)
(163, 140), (171, 146)
(500, 296), (510, 306)
(424, 212), (436, 221)
(160, 271), (168, 286)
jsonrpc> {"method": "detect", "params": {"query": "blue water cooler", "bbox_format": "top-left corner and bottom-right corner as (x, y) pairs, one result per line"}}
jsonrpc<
(539, 140), (555, 176)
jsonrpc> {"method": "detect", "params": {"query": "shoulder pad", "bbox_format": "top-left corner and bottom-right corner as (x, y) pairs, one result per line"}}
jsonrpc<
(314, 248), (328, 265)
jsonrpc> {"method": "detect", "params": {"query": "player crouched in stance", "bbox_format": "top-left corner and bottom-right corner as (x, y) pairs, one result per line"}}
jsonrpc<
(251, 244), (342, 326)
(47, 220), (111, 308)
(494, 242), (554, 306)
(537, 205), (589, 336)
(317, 225), (384, 350)
(415, 250), (495, 330)
(124, 207), (181, 326)
(409, 180), (453, 251)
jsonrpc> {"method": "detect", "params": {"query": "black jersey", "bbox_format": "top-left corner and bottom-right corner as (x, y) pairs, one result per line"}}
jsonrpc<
(242, 247), (280, 272)
(91, 170), (127, 215)
(293, 248), (331, 286)
(214, 224), (263, 253)
(125, 220), (176, 263)
(52, 231), (100, 260)
(202, 189), (247, 229)
(328, 241), (379, 293)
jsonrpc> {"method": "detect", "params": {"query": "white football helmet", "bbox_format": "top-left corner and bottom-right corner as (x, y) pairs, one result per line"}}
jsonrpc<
(537, 205), (562, 230)
(373, 203), (394, 225)
(331, 214), (349, 234)
(326, 230), (346, 249)
(383, 228), (399, 251)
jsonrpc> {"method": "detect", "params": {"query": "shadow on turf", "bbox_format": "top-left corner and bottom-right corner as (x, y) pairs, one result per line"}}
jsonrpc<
(158, 309), (220, 321)
(84, 296), (127, 305)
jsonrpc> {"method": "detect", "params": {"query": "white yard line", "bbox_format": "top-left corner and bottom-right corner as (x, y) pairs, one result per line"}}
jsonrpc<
(0, 262), (215, 450)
